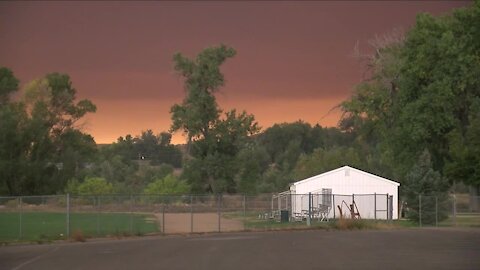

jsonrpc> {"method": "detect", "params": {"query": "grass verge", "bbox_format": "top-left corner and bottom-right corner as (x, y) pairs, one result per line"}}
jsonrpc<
(0, 212), (159, 243)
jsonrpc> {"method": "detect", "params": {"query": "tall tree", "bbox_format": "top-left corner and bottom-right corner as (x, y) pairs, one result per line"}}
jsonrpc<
(170, 45), (259, 193)
(170, 44), (236, 144)
(391, 3), (480, 178)
(0, 68), (29, 195)
(341, 2), (480, 193)
(23, 73), (96, 194)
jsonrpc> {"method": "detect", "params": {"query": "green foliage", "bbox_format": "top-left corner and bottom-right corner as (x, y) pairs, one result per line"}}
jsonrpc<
(0, 102), (29, 195)
(0, 68), (97, 195)
(0, 68), (26, 195)
(403, 151), (450, 224)
(137, 163), (175, 185)
(65, 178), (80, 195)
(392, 4), (480, 177)
(445, 99), (480, 187)
(170, 44), (236, 141)
(23, 74), (96, 135)
(82, 131), (182, 195)
(235, 146), (270, 194)
(77, 177), (114, 195)
(144, 174), (190, 195)
(257, 167), (288, 193)
(99, 131), (182, 168)
(98, 155), (138, 184)
(260, 121), (314, 163)
(252, 122), (354, 191)
(170, 45), (260, 193)
(133, 130), (182, 167)
(341, 2), (480, 193)
(293, 147), (363, 180)
(0, 67), (19, 105)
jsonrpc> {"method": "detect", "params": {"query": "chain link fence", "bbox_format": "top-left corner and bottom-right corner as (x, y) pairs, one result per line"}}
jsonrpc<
(406, 194), (480, 227)
(1, 193), (479, 242)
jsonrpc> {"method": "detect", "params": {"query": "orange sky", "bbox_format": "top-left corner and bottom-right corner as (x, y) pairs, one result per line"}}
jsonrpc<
(0, 1), (470, 144)
(82, 96), (347, 145)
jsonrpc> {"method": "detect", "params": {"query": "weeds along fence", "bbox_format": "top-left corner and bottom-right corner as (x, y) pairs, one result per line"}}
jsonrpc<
(0, 193), (479, 242)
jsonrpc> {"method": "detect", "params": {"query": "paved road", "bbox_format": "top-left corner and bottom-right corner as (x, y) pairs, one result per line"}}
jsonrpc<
(1, 228), (479, 270)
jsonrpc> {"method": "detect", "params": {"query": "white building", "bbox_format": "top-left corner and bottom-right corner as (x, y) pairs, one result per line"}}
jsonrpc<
(289, 166), (400, 220)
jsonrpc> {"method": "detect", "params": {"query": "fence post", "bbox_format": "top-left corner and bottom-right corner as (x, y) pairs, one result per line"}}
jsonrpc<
(19, 197), (23, 240)
(388, 193), (391, 221)
(271, 194), (273, 214)
(129, 195), (133, 234)
(66, 193), (70, 238)
(243, 194), (246, 231)
(333, 194), (335, 219)
(162, 201), (165, 234)
(419, 194), (422, 227)
(307, 192), (311, 226)
(386, 193), (389, 220)
(374, 193), (377, 220)
(190, 195), (193, 234)
(286, 193), (289, 217)
(453, 194), (457, 227)
(96, 196), (100, 236)
(217, 194), (221, 233)
(278, 193), (280, 214)
(435, 196), (438, 227)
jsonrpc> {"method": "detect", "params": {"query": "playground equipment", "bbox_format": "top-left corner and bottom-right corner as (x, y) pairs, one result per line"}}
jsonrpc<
(337, 200), (361, 219)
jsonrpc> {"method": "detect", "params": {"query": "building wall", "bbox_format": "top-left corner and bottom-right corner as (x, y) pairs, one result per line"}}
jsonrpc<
(289, 166), (399, 220)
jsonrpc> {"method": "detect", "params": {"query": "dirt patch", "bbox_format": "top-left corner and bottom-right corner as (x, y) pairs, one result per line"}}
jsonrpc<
(155, 213), (244, 234)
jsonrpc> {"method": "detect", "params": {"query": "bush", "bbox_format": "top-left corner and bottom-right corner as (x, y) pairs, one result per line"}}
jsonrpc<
(65, 178), (80, 195)
(77, 177), (114, 195)
(144, 174), (190, 195)
(137, 163), (174, 185)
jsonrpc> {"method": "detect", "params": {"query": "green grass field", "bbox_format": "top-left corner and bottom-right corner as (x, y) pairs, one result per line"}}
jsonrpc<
(0, 212), (159, 242)
(1, 210), (478, 243)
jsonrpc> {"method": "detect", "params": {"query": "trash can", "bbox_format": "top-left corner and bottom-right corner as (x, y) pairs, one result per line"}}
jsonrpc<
(280, 210), (289, 223)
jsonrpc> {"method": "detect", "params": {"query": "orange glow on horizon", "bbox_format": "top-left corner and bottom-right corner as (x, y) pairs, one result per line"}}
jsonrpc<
(85, 96), (346, 145)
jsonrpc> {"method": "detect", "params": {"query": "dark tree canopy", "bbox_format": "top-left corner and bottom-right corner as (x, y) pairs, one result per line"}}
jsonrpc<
(0, 69), (97, 195)
(340, 2), (480, 219)
(0, 67), (19, 105)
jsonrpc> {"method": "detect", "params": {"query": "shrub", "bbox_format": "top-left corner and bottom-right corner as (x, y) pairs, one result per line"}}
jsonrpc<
(65, 178), (80, 195)
(77, 177), (114, 195)
(144, 174), (190, 195)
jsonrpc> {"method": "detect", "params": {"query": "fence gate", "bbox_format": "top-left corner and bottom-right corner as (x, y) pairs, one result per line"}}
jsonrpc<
(374, 193), (389, 220)
(388, 195), (393, 220)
